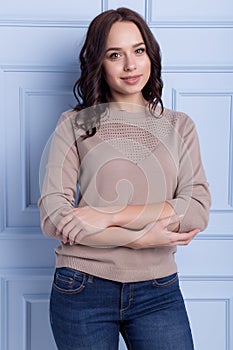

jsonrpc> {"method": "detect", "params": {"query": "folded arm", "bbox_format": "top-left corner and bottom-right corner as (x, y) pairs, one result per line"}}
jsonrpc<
(68, 216), (199, 249)
(39, 112), (179, 245)
(38, 112), (210, 249)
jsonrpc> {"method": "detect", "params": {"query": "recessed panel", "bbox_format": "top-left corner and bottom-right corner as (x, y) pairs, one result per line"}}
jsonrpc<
(186, 299), (227, 350)
(2, 271), (53, 350)
(175, 92), (232, 211)
(4, 69), (77, 228)
(149, 0), (233, 24)
(22, 89), (76, 208)
(0, 27), (86, 66)
(0, 0), (101, 22)
(0, 97), (5, 232)
(152, 28), (233, 67)
(24, 295), (56, 350)
(162, 71), (233, 214)
(180, 279), (233, 350)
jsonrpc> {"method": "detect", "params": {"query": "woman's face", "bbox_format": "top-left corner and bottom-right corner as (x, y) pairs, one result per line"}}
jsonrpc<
(102, 21), (151, 105)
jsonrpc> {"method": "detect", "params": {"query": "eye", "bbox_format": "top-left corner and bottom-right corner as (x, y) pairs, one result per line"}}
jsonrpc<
(135, 47), (145, 54)
(109, 52), (121, 60)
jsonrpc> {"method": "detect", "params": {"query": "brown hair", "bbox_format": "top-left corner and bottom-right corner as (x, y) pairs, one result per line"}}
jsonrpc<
(73, 7), (164, 136)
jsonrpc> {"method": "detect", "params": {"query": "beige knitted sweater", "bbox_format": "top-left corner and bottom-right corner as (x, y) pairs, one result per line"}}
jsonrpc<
(38, 105), (211, 282)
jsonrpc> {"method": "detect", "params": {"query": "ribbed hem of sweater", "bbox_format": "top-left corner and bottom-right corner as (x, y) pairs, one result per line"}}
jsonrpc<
(55, 254), (178, 283)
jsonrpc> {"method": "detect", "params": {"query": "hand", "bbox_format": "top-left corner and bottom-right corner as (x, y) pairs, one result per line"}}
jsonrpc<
(56, 206), (113, 244)
(126, 215), (200, 249)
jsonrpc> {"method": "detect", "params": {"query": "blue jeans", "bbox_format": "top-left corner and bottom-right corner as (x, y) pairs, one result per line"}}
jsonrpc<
(50, 267), (194, 350)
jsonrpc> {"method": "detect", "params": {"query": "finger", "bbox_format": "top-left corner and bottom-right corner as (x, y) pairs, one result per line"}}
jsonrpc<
(62, 236), (68, 244)
(176, 229), (200, 245)
(67, 227), (82, 245)
(56, 215), (74, 235)
(62, 221), (78, 240)
(179, 229), (200, 238)
(61, 210), (73, 216)
(164, 228), (199, 245)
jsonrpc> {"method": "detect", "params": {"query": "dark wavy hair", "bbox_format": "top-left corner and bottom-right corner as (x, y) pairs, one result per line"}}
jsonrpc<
(73, 7), (164, 136)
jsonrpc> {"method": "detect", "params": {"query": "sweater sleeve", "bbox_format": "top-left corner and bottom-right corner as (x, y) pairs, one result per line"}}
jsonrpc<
(166, 114), (211, 232)
(38, 112), (80, 240)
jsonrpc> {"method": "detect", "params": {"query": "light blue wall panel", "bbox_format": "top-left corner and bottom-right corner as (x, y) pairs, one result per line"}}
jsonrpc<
(0, 236), (57, 268)
(162, 70), (233, 236)
(23, 294), (57, 350)
(0, 0), (233, 349)
(3, 69), (76, 229)
(180, 278), (233, 350)
(0, 270), (54, 350)
(188, 299), (228, 349)
(176, 240), (233, 276)
(0, 68), (5, 233)
(176, 92), (232, 210)
(0, 0), (102, 25)
(153, 28), (233, 67)
(0, 278), (6, 350)
(148, 0), (233, 26)
(0, 27), (87, 65)
(107, 0), (145, 15)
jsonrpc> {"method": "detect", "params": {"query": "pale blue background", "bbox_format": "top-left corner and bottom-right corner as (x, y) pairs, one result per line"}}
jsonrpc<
(0, 1), (233, 349)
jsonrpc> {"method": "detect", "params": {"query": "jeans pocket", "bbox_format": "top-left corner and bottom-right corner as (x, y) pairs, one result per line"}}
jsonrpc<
(52, 267), (86, 294)
(152, 273), (178, 288)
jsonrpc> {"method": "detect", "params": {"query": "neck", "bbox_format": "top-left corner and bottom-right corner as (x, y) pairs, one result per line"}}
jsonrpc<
(109, 101), (149, 113)
(109, 94), (148, 112)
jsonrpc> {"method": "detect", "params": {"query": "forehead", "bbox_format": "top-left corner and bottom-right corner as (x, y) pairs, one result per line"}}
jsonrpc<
(106, 21), (144, 47)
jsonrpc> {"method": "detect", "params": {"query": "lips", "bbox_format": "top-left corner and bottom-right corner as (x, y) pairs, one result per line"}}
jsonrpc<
(121, 75), (142, 84)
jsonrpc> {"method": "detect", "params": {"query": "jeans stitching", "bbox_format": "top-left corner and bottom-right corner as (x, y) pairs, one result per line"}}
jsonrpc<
(152, 273), (178, 288)
(120, 284), (134, 315)
(52, 282), (85, 294)
(53, 270), (86, 294)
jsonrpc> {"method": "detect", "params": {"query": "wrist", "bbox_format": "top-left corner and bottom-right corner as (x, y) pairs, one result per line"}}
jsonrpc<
(111, 205), (139, 227)
(100, 206), (122, 227)
(111, 207), (122, 226)
(106, 211), (116, 227)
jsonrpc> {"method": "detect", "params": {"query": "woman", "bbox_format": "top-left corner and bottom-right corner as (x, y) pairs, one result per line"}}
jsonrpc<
(39, 7), (211, 350)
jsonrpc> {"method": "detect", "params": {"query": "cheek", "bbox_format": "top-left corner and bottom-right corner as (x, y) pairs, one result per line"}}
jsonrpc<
(103, 64), (118, 82)
(104, 73), (115, 88)
(138, 56), (151, 75)
(143, 57), (151, 73)
(144, 60), (151, 82)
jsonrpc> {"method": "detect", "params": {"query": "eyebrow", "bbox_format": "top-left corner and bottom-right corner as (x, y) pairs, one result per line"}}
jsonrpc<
(105, 42), (145, 53)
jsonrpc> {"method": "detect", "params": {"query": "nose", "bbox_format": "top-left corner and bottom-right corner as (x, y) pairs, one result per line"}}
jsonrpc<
(123, 55), (136, 72)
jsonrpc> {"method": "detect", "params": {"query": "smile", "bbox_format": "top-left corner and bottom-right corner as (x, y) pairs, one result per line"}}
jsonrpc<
(121, 75), (142, 84)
